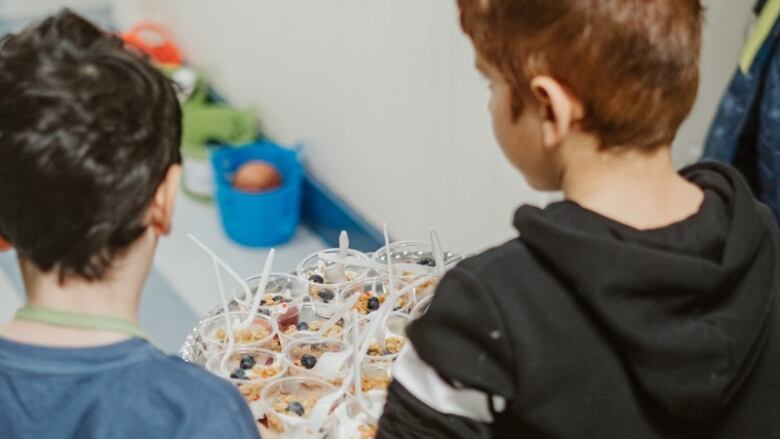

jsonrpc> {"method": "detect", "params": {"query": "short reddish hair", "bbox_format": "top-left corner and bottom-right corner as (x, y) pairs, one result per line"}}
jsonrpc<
(459, 0), (703, 148)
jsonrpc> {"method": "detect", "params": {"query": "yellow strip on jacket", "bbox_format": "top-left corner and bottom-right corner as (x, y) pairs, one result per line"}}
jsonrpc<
(741, 0), (780, 74)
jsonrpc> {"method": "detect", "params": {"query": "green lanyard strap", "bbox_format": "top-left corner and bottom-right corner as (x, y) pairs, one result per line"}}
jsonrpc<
(15, 305), (151, 342)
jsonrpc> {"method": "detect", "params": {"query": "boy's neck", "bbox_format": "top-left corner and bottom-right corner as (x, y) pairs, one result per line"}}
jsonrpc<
(560, 143), (704, 230)
(0, 231), (156, 347)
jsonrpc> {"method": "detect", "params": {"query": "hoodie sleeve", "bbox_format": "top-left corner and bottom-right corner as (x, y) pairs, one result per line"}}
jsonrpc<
(377, 266), (515, 438)
(377, 379), (493, 439)
(405, 266), (516, 397)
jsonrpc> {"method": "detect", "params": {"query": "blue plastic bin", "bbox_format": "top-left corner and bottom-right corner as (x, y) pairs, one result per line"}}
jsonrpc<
(211, 141), (303, 247)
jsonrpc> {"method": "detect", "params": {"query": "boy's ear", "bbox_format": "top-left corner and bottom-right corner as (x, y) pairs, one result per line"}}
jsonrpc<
(148, 164), (182, 236)
(530, 76), (584, 148)
(0, 236), (11, 252)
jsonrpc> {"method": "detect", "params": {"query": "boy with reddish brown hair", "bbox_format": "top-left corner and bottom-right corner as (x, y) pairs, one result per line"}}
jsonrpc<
(378, 1), (780, 438)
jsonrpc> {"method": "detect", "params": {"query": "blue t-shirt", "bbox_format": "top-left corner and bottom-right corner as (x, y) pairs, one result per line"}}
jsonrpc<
(0, 337), (260, 439)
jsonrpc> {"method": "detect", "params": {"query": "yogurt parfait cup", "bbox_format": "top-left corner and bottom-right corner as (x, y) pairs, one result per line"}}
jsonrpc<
(372, 241), (461, 299)
(261, 376), (341, 438)
(284, 337), (353, 384)
(342, 277), (414, 316)
(198, 311), (278, 358)
(205, 347), (286, 418)
(348, 312), (410, 365)
(296, 248), (371, 305)
(277, 300), (349, 347)
(410, 294), (434, 320)
(330, 394), (386, 439)
(354, 363), (392, 395)
(233, 273), (309, 316)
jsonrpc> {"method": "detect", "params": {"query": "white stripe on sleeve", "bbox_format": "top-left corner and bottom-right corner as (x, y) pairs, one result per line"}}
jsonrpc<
(391, 343), (506, 423)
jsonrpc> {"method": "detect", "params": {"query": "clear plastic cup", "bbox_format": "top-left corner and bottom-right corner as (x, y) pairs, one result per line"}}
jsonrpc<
(284, 337), (353, 384)
(261, 376), (340, 438)
(354, 363), (392, 395)
(233, 272), (309, 314)
(277, 300), (349, 347)
(330, 394), (385, 439)
(410, 294), (434, 320)
(296, 248), (371, 305)
(371, 240), (459, 299)
(205, 347), (286, 418)
(198, 311), (278, 358)
(342, 277), (414, 316)
(348, 312), (410, 365)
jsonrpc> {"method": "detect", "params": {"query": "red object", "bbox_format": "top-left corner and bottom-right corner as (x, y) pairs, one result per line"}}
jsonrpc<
(277, 307), (299, 331)
(0, 236), (11, 251)
(122, 23), (183, 65)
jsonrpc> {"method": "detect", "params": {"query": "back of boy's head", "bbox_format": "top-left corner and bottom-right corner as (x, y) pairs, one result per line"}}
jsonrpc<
(0, 9), (182, 280)
(459, 0), (703, 148)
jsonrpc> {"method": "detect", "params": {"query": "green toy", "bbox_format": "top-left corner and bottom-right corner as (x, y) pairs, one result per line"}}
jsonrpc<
(163, 65), (259, 200)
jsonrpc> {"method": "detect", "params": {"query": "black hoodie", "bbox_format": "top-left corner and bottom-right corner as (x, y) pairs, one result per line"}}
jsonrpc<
(378, 162), (780, 439)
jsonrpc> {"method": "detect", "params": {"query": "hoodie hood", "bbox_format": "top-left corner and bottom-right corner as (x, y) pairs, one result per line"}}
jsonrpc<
(514, 162), (779, 418)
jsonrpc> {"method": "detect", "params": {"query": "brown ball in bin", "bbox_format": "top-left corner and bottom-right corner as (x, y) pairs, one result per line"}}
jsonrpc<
(232, 160), (283, 192)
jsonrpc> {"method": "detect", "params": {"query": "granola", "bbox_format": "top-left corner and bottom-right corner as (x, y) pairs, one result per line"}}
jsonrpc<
(268, 394), (321, 433)
(353, 290), (410, 314)
(367, 337), (405, 357)
(361, 374), (391, 392)
(358, 423), (378, 439)
(283, 320), (344, 339)
(213, 326), (271, 344)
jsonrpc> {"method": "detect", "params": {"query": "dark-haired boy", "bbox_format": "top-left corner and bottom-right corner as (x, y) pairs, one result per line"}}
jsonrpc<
(379, 1), (780, 438)
(0, 10), (260, 438)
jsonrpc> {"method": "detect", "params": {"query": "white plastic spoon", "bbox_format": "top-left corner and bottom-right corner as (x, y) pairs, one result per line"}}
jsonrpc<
(318, 310), (374, 436)
(311, 347), (353, 378)
(350, 310), (378, 420)
(188, 234), (253, 306)
(238, 248), (275, 329)
(324, 231), (349, 283)
(316, 252), (434, 276)
(316, 291), (362, 337)
(213, 257), (235, 377)
(309, 364), (353, 421)
(431, 229), (446, 277)
(353, 225), (397, 359)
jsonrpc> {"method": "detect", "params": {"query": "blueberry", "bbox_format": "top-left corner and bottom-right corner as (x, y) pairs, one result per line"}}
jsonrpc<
(273, 295), (283, 302)
(417, 257), (436, 267)
(230, 368), (247, 379)
(318, 289), (335, 302)
(286, 401), (305, 416)
(296, 321), (310, 331)
(257, 308), (271, 316)
(260, 300), (267, 306)
(309, 274), (324, 284)
(367, 297), (380, 311)
(239, 355), (256, 370)
(300, 354), (318, 369)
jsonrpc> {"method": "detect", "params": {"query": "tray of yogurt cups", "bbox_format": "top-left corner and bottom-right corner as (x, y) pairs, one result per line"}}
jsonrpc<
(179, 228), (465, 438)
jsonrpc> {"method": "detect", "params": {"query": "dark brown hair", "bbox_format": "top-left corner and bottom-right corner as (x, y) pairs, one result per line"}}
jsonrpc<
(459, 0), (703, 148)
(0, 10), (182, 280)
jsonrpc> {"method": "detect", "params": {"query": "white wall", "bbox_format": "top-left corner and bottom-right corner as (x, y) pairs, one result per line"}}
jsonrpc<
(116, 0), (753, 253)
(0, 0), (106, 18)
(674, 0), (754, 165)
(0, 0), (112, 34)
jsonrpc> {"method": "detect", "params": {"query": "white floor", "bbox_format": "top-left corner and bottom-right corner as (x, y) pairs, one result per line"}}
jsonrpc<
(0, 193), (327, 353)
